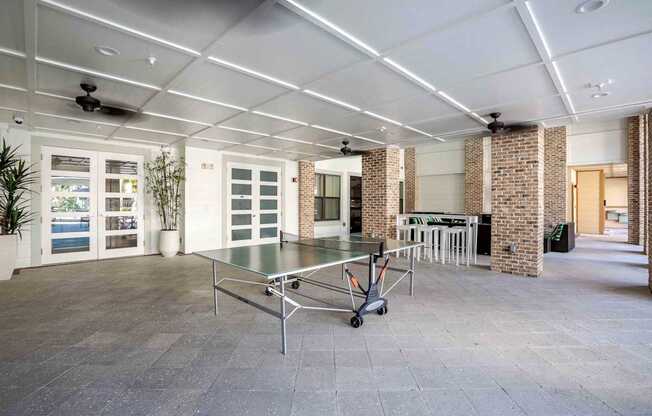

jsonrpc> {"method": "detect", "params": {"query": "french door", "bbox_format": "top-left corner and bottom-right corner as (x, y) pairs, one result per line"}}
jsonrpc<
(42, 147), (144, 264)
(227, 163), (281, 247)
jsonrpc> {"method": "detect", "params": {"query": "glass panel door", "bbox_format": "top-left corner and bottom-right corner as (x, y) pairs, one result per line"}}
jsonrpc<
(228, 165), (254, 247)
(227, 164), (282, 247)
(258, 168), (280, 242)
(98, 153), (144, 258)
(42, 148), (98, 263)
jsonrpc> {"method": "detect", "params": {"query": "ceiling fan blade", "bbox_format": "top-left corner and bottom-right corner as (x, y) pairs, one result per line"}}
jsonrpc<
(98, 105), (129, 116)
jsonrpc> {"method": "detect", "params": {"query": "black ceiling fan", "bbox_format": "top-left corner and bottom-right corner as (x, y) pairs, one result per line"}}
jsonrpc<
(340, 139), (365, 157)
(74, 83), (137, 117)
(485, 112), (532, 135)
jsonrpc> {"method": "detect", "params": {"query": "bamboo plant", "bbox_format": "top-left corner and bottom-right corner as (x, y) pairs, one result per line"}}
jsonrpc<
(144, 148), (185, 231)
(0, 139), (37, 237)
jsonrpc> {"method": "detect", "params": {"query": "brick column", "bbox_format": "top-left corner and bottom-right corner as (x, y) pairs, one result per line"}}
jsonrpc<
(362, 147), (400, 239)
(640, 114), (648, 251)
(544, 127), (568, 230)
(464, 137), (484, 215)
(628, 116), (642, 245)
(646, 112), (652, 291)
(404, 147), (416, 213)
(298, 160), (315, 239)
(491, 127), (544, 277)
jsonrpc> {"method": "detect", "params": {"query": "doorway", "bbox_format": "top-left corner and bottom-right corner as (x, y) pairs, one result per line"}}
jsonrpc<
(226, 163), (281, 247)
(349, 175), (362, 235)
(576, 169), (605, 235)
(41, 147), (145, 264)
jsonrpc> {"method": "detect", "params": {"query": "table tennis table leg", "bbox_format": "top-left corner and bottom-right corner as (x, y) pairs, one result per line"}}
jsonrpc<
(409, 247), (416, 296)
(279, 276), (287, 355)
(212, 261), (219, 316)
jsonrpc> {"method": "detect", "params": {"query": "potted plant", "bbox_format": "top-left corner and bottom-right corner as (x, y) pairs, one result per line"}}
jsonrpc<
(145, 148), (184, 257)
(0, 139), (36, 280)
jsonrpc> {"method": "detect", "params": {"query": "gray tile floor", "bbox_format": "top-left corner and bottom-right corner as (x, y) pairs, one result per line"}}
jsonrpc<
(1, 237), (652, 415)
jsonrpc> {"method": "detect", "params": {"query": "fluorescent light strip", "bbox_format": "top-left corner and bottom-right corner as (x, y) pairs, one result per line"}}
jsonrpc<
(0, 105), (27, 113)
(245, 143), (280, 151)
(315, 143), (340, 150)
(167, 90), (248, 112)
(35, 90), (75, 101)
(383, 58), (436, 92)
(565, 93), (578, 120)
(252, 111), (308, 126)
(303, 89), (361, 111)
(0, 47), (26, 58)
(0, 83), (28, 92)
(35, 126), (107, 138)
(311, 125), (351, 136)
(34, 111), (121, 127)
(36, 57), (161, 90)
(123, 125), (186, 137)
(470, 112), (489, 124)
(192, 136), (239, 145)
(551, 61), (568, 93)
(363, 111), (403, 126)
(207, 56), (299, 90)
(434, 137), (446, 142)
(403, 125), (432, 137)
(113, 136), (171, 146)
(218, 125), (270, 137)
(142, 111), (212, 126)
(525, 1), (552, 59)
(40, 0), (200, 56)
(272, 135), (312, 145)
(437, 91), (471, 113)
(283, 0), (379, 57)
(353, 135), (384, 145)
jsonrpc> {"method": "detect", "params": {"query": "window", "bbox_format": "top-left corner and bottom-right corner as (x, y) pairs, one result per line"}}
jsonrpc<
(315, 173), (340, 221)
(399, 181), (404, 214)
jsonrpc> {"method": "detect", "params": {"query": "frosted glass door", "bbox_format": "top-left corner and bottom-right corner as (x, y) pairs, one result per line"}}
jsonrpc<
(42, 148), (98, 263)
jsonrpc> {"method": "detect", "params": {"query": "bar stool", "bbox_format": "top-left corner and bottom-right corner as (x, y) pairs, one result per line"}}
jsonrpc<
(440, 227), (464, 265)
(396, 223), (416, 258)
(415, 224), (436, 262)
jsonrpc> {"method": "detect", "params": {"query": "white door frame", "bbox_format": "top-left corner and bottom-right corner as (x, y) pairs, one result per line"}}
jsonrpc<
(226, 162), (281, 247)
(41, 147), (145, 264)
(41, 147), (98, 264)
(98, 152), (145, 258)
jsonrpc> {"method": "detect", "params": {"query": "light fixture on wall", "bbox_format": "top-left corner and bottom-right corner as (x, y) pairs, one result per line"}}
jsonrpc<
(576, 0), (610, 14)
(94, 45), (120, 57)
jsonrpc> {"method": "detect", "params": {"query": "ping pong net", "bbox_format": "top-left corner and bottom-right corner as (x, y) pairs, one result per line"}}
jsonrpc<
(279, 231), (385, 258)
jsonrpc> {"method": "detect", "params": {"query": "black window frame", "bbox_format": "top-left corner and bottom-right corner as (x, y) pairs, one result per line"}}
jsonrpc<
(314, 173), (341, 221)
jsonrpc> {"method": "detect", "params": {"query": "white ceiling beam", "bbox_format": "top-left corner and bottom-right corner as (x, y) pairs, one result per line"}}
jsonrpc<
(22, 0), (38, 129)
(514, 0), (576, 121)
(106, 0), (279, 142)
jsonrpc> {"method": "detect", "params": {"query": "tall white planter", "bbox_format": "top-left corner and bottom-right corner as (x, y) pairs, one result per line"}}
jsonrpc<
(159, 230), (179, 258)
(0, 234), (18, 280)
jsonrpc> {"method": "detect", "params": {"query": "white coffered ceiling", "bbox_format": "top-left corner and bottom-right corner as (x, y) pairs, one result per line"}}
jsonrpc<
(0, 0), (650, 159)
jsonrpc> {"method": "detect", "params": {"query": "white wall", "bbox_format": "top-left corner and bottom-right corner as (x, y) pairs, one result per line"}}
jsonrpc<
(183, 146), (298, 252)
(414, 140), (465, 212)
(568, 119), (627, 166)
(605, 177), (627, 208)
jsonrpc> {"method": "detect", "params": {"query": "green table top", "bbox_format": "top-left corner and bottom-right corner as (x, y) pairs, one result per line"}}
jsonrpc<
(196, 237), (421, 279)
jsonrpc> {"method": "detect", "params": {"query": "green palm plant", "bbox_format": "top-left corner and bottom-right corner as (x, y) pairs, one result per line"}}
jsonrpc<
(144, 148), (185, 231)
(0, 139), (37, 237)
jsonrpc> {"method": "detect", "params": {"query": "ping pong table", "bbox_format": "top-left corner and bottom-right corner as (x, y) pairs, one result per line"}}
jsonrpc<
(196, 234), (422, 354)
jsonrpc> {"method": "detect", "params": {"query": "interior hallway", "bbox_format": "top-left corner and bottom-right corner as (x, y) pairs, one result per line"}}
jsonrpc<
(0, 238), (651, 416)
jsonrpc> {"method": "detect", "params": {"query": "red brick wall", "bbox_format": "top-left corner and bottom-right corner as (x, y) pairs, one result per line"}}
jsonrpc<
(298, 160), (315, 239)
(464, 137), (484, 215)
(362, 147), (400, 239)
(640, 114), (648, 250)
(628, 116), (642, 245)
(544, 127), (567, 230)
(491, 127), (544, 277)
(404, 148), (416, 213)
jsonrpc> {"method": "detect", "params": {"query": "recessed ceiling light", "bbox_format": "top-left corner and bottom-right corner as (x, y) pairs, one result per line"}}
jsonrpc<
(94, 45), (119, 57)
(576, 0), (610, 14)
(592, 91), (610, 99)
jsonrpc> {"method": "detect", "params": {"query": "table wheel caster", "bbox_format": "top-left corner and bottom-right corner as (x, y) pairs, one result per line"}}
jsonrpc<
(377, 305), (388, 315)
(291, 281), (300, 290)
(350, 316), (363, 328)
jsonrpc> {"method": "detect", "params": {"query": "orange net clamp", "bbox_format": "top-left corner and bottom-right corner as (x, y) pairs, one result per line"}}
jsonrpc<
(350, 276), (360, 288)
